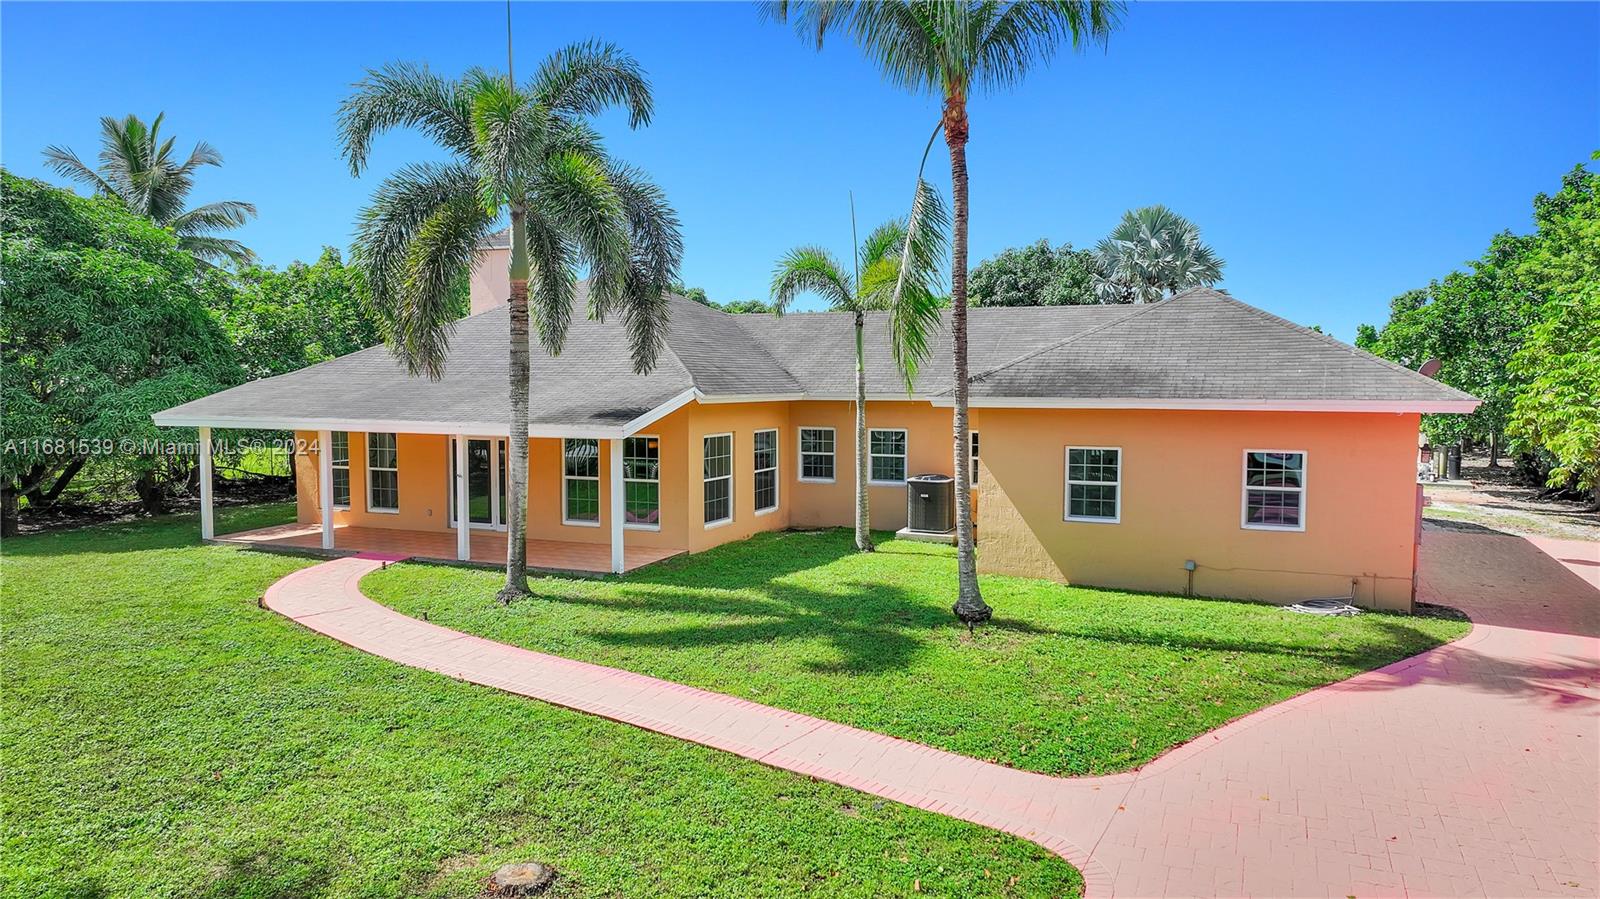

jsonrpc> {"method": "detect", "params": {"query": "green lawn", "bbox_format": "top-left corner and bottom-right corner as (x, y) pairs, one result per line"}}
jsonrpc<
(365, 530), (1469, 777)
(2, 506), (1080, 898)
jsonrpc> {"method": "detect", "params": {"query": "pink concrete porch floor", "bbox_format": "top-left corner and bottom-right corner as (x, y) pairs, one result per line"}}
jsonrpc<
(217, 521), (682, 575)
(261, 527), (1599, 897)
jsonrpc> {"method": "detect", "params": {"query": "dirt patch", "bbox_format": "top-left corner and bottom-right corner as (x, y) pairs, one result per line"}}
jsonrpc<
(1423, 452), (1598, 541)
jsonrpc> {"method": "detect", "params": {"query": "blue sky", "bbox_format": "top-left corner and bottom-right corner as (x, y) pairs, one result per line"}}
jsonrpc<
(3, 2), (1595, 341)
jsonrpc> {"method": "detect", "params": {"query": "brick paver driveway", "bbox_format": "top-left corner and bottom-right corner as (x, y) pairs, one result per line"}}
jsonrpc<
(264, 527), (1598, 897)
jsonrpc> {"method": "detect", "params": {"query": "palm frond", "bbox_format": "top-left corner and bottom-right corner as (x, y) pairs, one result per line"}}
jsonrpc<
(858, 219), (906, 271)
(337, 62), (475, 175)
(528, 40), (654, 129)
(180, 235), (255, 270)
(389, 196), (489, 377)
(770, 246), (855, 313)
(351, 161), (483, 339)
(468, 73), (549, 212)
(521, 212), (579, 355)
(533, 150), (630, 317)
(40, 145), (119, 198)
(881, 177), (949, 390)
(168, 200), (258, 237)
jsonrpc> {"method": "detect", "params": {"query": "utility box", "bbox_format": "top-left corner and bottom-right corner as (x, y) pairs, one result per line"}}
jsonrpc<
(905, 474), (955, 535)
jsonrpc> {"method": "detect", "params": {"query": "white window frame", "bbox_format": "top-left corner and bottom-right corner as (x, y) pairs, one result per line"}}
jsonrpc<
(330, 431), (351, 509)
(448, 436), (508, 531)
(753, 428), (779, 515)
(970, 430), (980, 484)
(703, 432), (734, 529)
(623, 434), (661, 532)
(1241, 448), (1308, 532)
(1064, 445), (1121, 524)
(868, 428), (909, 486)
(798, 426), (837, 484)
(365, 432), (399, 514)
(562, 437), (602, 527)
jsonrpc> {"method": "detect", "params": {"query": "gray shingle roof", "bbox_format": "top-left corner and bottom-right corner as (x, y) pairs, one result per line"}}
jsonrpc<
(155, 285), (1475, 434)
(961, 288), (1477, 406)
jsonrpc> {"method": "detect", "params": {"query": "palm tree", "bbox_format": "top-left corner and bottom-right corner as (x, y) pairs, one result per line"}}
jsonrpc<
(1093, 205), (1224, 303)
(43, 113), (258, 268)
(770, 184), (949, 553)
(337, 45), (681, 601)
(766, 0), (1124, 626)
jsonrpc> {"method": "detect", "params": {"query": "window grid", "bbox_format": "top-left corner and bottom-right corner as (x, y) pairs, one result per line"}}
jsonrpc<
(799, 427), (835, 482)
(1065, 446), (1121, 523)
(970, 431), (980, 484)
(1242, 450), (1306, 531)
(330, 431), (351, 508)
(623, 436), (661, 530)
(366, 432), (398, 512)
(563, 438), (600, 526)
(869, 429), (908, 484)
(703, 433), (733, 527)
(753, 429), (778, 513)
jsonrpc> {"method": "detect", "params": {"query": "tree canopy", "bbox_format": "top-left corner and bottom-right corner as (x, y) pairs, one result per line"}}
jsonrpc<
(1, 170), (243, 532)
(1359, 158), (1599, 497)
(969, 239), (1099, 307)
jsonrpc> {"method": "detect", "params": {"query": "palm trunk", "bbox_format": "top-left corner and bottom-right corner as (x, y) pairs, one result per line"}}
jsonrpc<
(498, 206), (532, 603)
(945, 96), (990, 627)
(854, 311), (874, 552)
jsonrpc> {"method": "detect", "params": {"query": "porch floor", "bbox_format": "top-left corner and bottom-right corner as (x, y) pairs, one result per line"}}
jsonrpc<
(213, 522), (683, 575)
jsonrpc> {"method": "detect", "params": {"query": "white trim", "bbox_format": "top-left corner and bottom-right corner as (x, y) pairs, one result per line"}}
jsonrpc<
(867, 427), (909, 486)
(622, 434), (662, 531)
(1064, 445), (1122, 524)
(151, 413), (627, 439)
(448, 437), (509, 532)
(622, 388), (700, 436)
(562, 437), (602, 527)
(199, 426), (215, 540)
(453, 434), (471, 561)
(366, 432), (399, 513)
(753, 428), (780, 515)
(970, 430), (981, 484)
(928, 396), (1480, 414)
(609, 437), (625, 574)
(694, 392), (806, 404)
(797, 426), (837, 484)
(1241, 448), (1308, 532)
(702, 431), (734, 528)
(317, 428), (333, 549)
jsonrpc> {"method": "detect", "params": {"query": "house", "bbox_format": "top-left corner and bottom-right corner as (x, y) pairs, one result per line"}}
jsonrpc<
(153, 250), (1477, 610)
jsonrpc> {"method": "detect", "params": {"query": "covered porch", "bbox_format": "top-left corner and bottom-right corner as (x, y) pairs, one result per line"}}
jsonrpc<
(212, 520), (682, 575)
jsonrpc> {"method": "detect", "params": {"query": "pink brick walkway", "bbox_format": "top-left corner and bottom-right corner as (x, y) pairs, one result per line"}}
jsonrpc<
(262, 529), (1599, 897)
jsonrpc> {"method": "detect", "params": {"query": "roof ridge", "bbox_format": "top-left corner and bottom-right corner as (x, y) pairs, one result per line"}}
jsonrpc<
(959, 299), (1173, 392)
(1201, 290), (1478, 401)
(728, 310), (807, 391)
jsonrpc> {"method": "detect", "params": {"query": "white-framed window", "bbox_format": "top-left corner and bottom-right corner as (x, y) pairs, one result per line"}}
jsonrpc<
(563, 438), (601, 526)
(869, 429), (908, 485)
(970, 431), (980, 484)
(330, 431), (351, 508)
(1065, 446), (1120, 523)
(366, 432), (399, 513)
(623, 435), (660, 530)
(753, 429), (778, 514)
(798, 427), (835, 482)
(703, 433), (733, 527)
(1242, 450), (1306, 531)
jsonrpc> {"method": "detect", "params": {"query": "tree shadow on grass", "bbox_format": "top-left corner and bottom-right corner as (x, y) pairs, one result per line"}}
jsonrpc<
(194, 849), (334, 899)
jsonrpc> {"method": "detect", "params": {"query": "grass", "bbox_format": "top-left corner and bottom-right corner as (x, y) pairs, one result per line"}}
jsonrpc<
(2, 506), (1080, 898)
(364, 529), (1470, 777)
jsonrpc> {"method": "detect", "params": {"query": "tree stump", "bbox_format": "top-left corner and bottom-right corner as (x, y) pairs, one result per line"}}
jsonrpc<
(484, 862), (554, 897)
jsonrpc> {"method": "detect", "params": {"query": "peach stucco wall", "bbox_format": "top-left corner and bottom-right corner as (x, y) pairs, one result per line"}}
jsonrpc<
(973, 409), (1423, 610)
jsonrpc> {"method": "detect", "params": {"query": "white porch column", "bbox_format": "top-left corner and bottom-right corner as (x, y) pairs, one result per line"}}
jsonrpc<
(454, 435), (471, 561)
(317, 429), (333, 550)
(198, 426), (214, 540)
(609, 437), (624, 574)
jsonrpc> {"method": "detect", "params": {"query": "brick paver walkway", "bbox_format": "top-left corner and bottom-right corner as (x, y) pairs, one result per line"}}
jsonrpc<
(262, 528), (1599, 897)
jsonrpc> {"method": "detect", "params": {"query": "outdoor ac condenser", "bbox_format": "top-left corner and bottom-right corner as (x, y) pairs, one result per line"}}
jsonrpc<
(905, 474), (956, 535)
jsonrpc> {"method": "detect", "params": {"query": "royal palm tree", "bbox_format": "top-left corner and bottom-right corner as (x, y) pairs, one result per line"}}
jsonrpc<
(338, 45), (681, 601)
(770, 184), (949, 553)
(1093, 205), (1224, 303)
(43, 113), (257, 268)
(766, 0), (1124, 625)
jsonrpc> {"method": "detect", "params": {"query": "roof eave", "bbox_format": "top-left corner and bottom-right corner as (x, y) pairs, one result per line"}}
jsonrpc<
(929, 397), (1482, 414)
